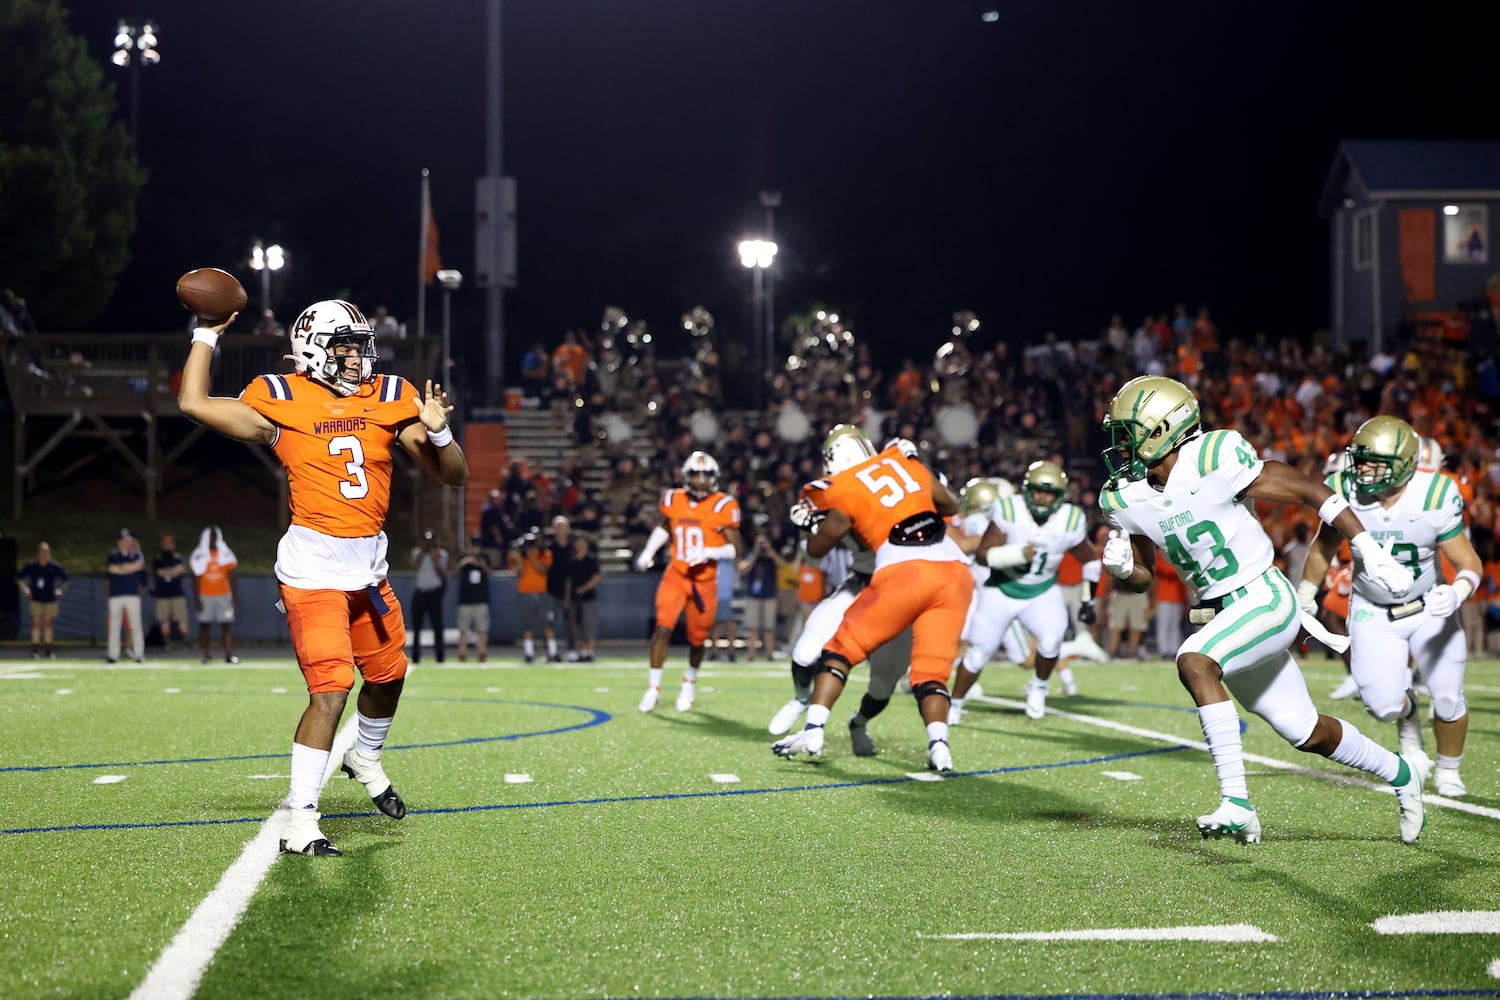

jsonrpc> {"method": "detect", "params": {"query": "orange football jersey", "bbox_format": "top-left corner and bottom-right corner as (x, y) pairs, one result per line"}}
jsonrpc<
(240, 372), (418, 538)
(802, 445), (938, 554)
(659, 488), (741, 580)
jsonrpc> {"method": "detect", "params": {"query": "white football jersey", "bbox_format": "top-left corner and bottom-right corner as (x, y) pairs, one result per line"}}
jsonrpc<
(1329, 469), (1465, 603)
(1100, 429), (1274, 603)
(957, 511), (992, 586)
(984, 497), (1088, 598)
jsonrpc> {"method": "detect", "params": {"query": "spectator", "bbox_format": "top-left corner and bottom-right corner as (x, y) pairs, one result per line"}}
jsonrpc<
(567, 534), (601, 662)
(774, 539), (802, 653)
(454, 548), (492, 663)
(1104, 570), (1152, 661)
(107, 529), (146, 664)
(370, 306), (403, 340)
(708, 550), (739, 662)
(546, 516), (573, 661)
(479, 489), (508, 570)
(152, 533), (192, 648)
(1279, 522), (1314, 588)
(16, 541), (67, 659)
(515, 531), (555, 662)
(409, 529), (449, 664)
(737, 531), (785, 659)
(551, 330), (589, 387)
(1153, 548), (1187, 660)
(190, 526), (239, 664)
(521, 341), (550, 397)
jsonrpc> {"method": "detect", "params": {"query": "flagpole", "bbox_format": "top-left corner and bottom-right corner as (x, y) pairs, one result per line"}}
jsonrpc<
(417, 168), (430, 340)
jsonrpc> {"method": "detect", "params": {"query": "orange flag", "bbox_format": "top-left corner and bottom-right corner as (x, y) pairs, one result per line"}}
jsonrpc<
(422, 210), (443, 285)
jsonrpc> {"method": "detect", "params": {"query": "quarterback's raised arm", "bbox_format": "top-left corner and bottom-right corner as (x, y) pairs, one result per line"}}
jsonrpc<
(177, 315), (277, 445)
(397, 380), (469, 487)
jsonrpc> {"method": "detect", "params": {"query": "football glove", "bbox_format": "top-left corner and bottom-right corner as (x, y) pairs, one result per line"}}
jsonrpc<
(1077, 601), (1097, 626)
(1350, 532), (1415, 597)
(1101, 530), (1135, 579)
(1423, 583), (1459, 619)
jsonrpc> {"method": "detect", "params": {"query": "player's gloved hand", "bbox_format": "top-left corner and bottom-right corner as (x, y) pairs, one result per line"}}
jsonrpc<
(789, 499), (818, 530)
(892, 437), (919, 459)
(1077, 601), (1097, 625)
(1296, 579), (1320, 616)
(1423, 583), (1460, 618)
(1101, 530), (1135, 579)
(633, 551), (652, 573)
(1350, 532), (1415, 597)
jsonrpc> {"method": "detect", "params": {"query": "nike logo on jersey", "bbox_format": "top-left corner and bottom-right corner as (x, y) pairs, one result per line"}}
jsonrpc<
(312, 417), (369, 434)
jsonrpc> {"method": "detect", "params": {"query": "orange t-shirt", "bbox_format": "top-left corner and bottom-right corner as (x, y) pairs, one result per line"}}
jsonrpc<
(517, 549), (551, 594)
(551, 343), (588, 385)
(797, 564), (825, 603)
(1057, 552), (1083, 586)
(802, 446), (939, 556)
(240, 372), (418, 538)
(659, 488), (741, 582)
(196, 550), (236, 598)
(1154, 550), (1187, 604)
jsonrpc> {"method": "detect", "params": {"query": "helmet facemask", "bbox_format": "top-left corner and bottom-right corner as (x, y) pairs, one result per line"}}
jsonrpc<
(681, 451), (719, 500)
(1345, 417), (1418, 502)
(1021, 461), (1068, 520)
(321, 333), (377, 396)
(1100, 377), (1200, 482)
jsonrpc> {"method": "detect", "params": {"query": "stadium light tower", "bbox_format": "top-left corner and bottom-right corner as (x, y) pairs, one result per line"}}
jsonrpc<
(111, 19), (160, 152)
(249, 240), (287, 312)
(738, 238), (778, 409)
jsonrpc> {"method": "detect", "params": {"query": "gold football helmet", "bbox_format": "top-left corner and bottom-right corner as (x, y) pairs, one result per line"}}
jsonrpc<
(1021, 460), (1068, 520)
(821, 423), (876, 476)
(958, 477), (1001, 517)
(1346, 416), (1418, 500)
(1100, 376), (1201, 481)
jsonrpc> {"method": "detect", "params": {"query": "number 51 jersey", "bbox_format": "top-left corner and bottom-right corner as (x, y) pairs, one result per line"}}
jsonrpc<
(1099, 428), (1275, 604)
(239, 372), (418, 538)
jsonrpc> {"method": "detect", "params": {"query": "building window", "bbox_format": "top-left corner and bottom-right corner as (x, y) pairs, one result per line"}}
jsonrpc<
(1353, 209), (1375, 271)
(1443, 203), (1488, 264)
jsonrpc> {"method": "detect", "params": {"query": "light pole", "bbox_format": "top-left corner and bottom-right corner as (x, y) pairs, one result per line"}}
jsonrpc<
(249, 241), (286, 316)
(738, 238), (778, 408)
(435, 268), (463, 546)
(760, 191), (781, 387)
(111, 19), (160, 152)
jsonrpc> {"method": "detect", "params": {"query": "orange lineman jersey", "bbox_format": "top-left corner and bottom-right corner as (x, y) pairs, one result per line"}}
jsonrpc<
(240, 372), (418, 538)
(801, 445), (962, 567)
(659, 488), (741, 582)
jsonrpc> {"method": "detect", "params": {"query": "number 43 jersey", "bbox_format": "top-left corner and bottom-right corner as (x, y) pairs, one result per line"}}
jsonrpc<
(239, 372), (417, 538)
(1099, 428), (1274, 604)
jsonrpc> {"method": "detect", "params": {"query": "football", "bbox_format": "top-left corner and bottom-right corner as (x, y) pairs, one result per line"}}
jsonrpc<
(175, 268), (247, 324)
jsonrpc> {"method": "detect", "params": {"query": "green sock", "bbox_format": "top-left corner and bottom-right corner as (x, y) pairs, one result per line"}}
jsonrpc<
(1392, 758), (1412, 786)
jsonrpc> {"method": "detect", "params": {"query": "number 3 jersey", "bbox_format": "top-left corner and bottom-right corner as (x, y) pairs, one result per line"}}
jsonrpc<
(1325, 468), (1465, 604)
(984, 496), (1088, 598)
(1099, 428), (1274, 604)
(239, 372), (419, 590)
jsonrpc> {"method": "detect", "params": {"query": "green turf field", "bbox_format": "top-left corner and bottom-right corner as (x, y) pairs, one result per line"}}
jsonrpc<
(2, 652), (1498, 1000)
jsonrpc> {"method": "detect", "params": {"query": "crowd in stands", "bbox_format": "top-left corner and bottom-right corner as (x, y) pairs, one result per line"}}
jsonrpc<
(473, 299), (1500, 655)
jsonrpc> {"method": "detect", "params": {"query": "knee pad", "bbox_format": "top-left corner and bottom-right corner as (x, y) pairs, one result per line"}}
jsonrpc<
(817, 652), (852, 684)
(1430, 690), (1467, 723)
(911, 679), (950, 705)
(1263, 700), (1319, 746)
(1364, 696), (1409, 725)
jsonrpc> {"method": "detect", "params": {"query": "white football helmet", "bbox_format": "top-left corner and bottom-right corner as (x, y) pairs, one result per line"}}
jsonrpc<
(822, 424), (876, 476)
(681, 451), (719, 500)
(286, 299), (377, 396)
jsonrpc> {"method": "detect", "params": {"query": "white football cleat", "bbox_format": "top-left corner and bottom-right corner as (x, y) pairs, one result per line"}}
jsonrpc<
(926, 738), (953, 772)
(675, 682), (696, 712)
(1396, 690), (1425, 756)
(1059, 671), (1079, 697)
(637, 686), (660, 713)
(278, 805), (341, 857)
(768, 698), (807, 735)
(1432, 766), (1466, 798)
(771, 725), (824, 760)
(1394, 749), (1432, 844)
(1024, 678), (1048, 720)
(1195, 798), (1261, 844)
(1328, 675), (1360, 700)
(1061, 632), (1110, 664)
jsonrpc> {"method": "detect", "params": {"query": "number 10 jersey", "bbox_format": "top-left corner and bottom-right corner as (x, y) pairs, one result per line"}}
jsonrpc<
(1099, 428), (1274, 604)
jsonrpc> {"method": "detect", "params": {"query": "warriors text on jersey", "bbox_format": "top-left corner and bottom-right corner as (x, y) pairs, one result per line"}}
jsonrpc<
(1099, 429), (1274, 603)
(1327, 468), (1465, 604)
(658, 488), (741, 581)
(984, 496), (1088, 597)
(801, 445), (965, 569)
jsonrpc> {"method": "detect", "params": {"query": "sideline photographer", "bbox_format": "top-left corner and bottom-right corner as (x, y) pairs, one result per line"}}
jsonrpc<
(409, 529), (449, 663)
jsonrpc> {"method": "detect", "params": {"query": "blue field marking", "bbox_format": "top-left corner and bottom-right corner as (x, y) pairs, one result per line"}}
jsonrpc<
(0, 699), (611, 773)
(0, 744), (1187, 836)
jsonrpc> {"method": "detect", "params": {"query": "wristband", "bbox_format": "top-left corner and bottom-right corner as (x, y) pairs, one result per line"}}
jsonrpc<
(1318, 492), (1351, 527)
(427, 424), (454, 448)
(191, 328), (220, 349)
(1454, 569), (1480, 603)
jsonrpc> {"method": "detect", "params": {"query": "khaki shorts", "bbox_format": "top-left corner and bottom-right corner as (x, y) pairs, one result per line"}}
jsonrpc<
(457, 603), (490, 638)
(1109, 590), (1151, 632)
(743, 597), (778, 631)
(29, 600), (59, 625)
(156, 596), (189, 626)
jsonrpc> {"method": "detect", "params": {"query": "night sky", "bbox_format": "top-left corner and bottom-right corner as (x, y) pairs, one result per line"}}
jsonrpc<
(63, 0), (1495, 372)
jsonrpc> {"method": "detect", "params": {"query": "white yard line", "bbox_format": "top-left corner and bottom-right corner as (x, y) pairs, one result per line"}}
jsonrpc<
(1372, 911), (1500, 934)
(128, 714), (361, 1000)
(971, 693), (1500, 823)
(919, 923), (1278, 942)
